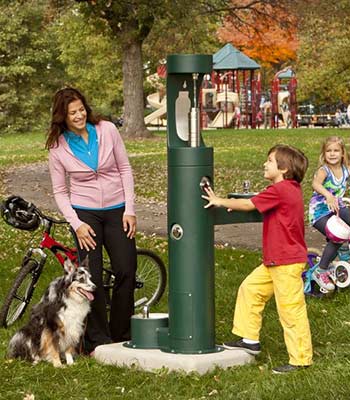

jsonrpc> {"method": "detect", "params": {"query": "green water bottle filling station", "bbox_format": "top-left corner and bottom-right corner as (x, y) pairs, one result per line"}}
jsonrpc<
(95, 54), (262, 373)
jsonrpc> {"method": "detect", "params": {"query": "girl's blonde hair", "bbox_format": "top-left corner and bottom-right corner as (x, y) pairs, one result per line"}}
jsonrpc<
(318, 136), (349, 167)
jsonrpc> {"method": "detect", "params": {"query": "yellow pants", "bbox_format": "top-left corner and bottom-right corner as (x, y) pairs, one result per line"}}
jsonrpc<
(232, 263), (313, 366)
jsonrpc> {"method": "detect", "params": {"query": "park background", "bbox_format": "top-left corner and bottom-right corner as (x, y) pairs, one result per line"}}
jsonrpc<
(1, 0), (350, 137)
(1, 1), (350, 399)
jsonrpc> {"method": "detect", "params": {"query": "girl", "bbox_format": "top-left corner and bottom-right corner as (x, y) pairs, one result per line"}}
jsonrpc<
(309, 136), (350, 291)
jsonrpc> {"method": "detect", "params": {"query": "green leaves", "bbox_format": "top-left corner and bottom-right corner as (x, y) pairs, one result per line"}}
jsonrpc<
(0, 0), (64, 134)
(297, 0), (350, 104)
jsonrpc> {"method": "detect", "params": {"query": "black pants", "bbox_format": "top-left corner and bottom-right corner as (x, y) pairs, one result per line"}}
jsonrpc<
(71, 207), (137, 352)
(313, 207), (350, 269)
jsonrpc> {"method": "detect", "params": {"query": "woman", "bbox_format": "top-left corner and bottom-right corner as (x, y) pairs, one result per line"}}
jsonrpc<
(46, 87), (137, 354)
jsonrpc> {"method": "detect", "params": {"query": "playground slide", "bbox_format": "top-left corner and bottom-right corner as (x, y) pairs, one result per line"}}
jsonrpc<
(147, 92), (166, 109)
(144, 92), (167, 125)
(144, 105), (167, 125)
(278, 91), (290, 126)
(209, 111), (235, 128)
(281, 110), (291, 127)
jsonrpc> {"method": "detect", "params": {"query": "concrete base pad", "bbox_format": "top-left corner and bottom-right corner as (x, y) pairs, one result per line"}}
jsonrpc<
(94, 343), (254, 374)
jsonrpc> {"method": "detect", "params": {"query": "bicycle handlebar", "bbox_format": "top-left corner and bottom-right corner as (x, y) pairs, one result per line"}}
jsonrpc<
(34, 206), (69, 225)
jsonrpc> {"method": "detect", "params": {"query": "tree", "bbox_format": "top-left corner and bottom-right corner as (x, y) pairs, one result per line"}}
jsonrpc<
(0, 0), (65, 134)
(296, 0), (350, 105)
(76, 1), (158, 137)
(76, 0), (286, 138)
(53, 6), (123, 117)
(218, 0), (298, 68)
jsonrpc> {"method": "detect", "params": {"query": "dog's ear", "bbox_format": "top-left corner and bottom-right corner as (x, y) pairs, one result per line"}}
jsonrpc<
(80, 255), (90, 270)
(63, 258), (75, 275)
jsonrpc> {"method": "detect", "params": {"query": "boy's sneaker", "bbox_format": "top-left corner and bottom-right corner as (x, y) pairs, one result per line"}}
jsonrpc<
(223, 339), (261, 355)
(312, 267), (335, 291)
(272, 364), (309, 374)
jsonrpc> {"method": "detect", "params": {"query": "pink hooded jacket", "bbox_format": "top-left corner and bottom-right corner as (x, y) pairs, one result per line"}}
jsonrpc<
(48, 120), (135, 231)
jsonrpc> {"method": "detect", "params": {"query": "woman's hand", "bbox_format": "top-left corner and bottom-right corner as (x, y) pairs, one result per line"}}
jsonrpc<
(76, 223), (96, 251)
(123, 214), (136, 239)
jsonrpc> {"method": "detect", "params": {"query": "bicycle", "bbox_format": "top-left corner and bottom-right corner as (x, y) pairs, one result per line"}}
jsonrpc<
(304, 198), (350, 296)
(0, 196), (167, 328)
(304, 246), (350, 296)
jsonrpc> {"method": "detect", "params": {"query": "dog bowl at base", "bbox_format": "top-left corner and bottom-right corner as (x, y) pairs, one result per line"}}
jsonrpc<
(123, 313), (169, 349)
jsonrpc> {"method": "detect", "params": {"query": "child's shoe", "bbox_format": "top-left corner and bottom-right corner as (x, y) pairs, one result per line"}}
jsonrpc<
(223, 338), (261, 355)
(272, 364), (309, 374)
(312, 267), (335, 291)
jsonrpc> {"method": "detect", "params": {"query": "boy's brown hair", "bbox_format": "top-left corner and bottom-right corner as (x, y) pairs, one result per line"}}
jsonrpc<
(268, 144), (308, 183)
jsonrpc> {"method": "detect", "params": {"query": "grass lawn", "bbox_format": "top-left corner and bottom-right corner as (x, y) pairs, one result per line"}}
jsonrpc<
(1, 128), (350, 399)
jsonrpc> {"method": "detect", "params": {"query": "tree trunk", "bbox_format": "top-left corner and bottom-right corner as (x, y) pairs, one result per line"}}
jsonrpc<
(121, 39), (151, 138)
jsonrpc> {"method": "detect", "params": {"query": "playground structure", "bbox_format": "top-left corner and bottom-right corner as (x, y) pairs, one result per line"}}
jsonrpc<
(145, 44), (264, 129)
(96, 54), (262, 373)
(144, 91), (167, 126)
(144, 46), (300, 130)
(203, 44), (261, 129)
(270, 67), (297, 128)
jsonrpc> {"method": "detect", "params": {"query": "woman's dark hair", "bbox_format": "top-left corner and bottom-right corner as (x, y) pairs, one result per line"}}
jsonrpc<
(268, 144), (309, 183)
(45, 87), (102, 149)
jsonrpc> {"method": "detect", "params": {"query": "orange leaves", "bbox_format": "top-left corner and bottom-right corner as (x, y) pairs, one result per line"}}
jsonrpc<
(217, 0), (298, 67)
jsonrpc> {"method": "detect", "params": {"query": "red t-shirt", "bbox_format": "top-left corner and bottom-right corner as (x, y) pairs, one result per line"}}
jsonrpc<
(251, 179), (307, 266)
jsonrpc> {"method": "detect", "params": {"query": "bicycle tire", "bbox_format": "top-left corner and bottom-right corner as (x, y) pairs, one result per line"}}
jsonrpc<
(134, 249), (167, 308)
(0, 258), (40, 328)
(332, 261), (350, 288)
(103, 249), (167, 310)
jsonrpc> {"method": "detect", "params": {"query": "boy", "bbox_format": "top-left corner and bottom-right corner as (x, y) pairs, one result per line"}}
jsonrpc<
(202, 144), (312, 374)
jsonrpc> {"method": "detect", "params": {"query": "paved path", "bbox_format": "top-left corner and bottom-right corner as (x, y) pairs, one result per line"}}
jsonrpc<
(3, 162), (324, 251)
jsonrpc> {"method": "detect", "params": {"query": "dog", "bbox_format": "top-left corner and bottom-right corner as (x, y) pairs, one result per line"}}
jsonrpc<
(7, 257), (96, 367)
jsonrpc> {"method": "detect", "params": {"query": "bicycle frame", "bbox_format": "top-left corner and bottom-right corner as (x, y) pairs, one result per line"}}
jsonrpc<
(40, 231), (78, 265)
(337, 242), (350, 262)
(35, 219), (78, 267)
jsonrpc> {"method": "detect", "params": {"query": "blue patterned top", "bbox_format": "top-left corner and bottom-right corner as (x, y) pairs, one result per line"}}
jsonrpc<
(309, 164), (349, 225)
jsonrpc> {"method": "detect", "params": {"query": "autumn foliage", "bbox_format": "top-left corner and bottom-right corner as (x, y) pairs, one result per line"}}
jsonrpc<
(217, 0), (298, 67)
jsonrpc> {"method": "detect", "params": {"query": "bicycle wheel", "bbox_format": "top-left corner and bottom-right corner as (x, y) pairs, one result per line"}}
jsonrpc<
(332, 261), (350, 288)
(134, 249), (166, 309)
(0, 258), (41, 328)
(103, 249), (167, 310)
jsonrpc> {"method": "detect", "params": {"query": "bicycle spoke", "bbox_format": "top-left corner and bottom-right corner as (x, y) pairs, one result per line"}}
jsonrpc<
(134, 254), (164, 307)
(7, 303), (26, 325)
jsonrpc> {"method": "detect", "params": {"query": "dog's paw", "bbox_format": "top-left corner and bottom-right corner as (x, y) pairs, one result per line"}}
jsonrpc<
(65, 353), (74, 365)
(52, 360), (63, 368)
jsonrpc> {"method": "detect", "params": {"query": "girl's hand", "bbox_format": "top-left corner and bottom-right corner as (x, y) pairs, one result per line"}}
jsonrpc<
(123, 214), (136, 239)
(76, 223), (96, 251)
(201, 187), (222, 208)
(326, 194), (339, 214)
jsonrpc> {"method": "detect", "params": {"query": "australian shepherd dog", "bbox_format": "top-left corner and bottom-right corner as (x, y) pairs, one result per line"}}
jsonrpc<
(8, 257), (96, 367)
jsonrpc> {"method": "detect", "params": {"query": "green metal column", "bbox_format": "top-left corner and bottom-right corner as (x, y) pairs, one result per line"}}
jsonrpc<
(127, 53), (262, 354)
(164, 54), (218, 353)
